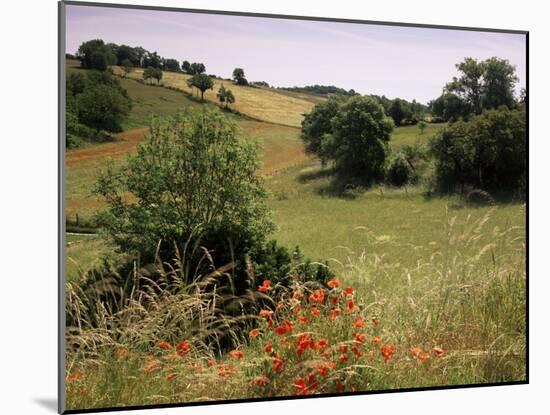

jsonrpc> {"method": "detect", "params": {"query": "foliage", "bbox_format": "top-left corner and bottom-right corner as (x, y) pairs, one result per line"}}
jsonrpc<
(389, 99), (409, 126)
(445, 57), (519, 116)
(386, 152), (412, 187)
(181, 60), (192, 74)
(232, 68), (248, 85)
(326, 96), (394, 183)
(429, 106), (526, 194)
(418, 121), (427, 134)
(120, 59), (133, 77)
(429, 93), (471, 122)
(76, 39), (116, 69)
(94, 108), (275, 273)
(76, 84), (132, 132)
(187, 73), (214, 100)
(143, 66), (162, 84)
(191, 62), (206, 75)
(163, 58), (181, 72)
(283, 84), (357, 96)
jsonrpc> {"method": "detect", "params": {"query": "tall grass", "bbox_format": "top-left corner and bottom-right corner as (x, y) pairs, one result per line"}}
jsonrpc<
(65, 207), (525, 410)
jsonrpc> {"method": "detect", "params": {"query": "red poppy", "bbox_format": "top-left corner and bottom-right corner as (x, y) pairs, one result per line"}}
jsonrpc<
(318, 338), (329, 348)
(254, 375), (270, 387)
(218, 364), (235, 378)
(314, 363), (330, 376)
(343, 286), (354, 297)
(327, 277), (341, 289)
(299, 315), (309, 325)
(371, 337), (382, 344)
(229, 350), (244, 360)
(275, 319), (293, 335)
(354, 332), (366, 344)
(264, 342), (273, 354)
(273, 355), (285, 372)
(418, 353), (430, 361)
(372, 318), (380, 326)
(259, 309), (274, 320)
(158, 340), (172, 350)
(293, 304), (302, 315)
(354, 316), (365, 328)
(207, 358), (216, 367)
(310, 306), (321, 317)
(249, 328), (260, 338)
(308, 288), (326, 304)
(176, 340), (191, 357)
(335, 381), (345, 393)
(352, 345), (362, 358)
(258, 280), (272, 292)
(294, 377), (310, 395)
(277, 301), (285, 309)
(433, 347), (445, 357)
(410, 347), (422, 357)
(330, 308), (341, 321)
(167, 373), (176, 381)
(345, 300), (356, 313)
(380, 344), (396, 363)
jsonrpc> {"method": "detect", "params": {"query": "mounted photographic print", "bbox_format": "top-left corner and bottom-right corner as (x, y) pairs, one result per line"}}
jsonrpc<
(59, 1), (528, 413)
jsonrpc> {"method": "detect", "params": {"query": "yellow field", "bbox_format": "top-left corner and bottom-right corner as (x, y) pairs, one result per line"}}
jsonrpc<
(113, 66), (318, 127)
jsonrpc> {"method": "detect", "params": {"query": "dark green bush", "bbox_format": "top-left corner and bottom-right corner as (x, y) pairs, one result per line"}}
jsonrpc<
(386, 152), (412, 186)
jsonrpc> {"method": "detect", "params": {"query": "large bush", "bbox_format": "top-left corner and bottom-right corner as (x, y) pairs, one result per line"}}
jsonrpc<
(94, 108), (275, 280)
(429, 106), (526, 194)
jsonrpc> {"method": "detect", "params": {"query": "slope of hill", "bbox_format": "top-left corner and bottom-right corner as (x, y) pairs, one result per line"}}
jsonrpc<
(113, 66), (318, 127)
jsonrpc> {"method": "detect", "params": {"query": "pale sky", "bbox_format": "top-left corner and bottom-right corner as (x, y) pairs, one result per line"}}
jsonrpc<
(65, 4), (527, 104)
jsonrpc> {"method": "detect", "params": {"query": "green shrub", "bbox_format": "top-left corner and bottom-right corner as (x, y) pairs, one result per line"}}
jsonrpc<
(386, 152), (411, 187)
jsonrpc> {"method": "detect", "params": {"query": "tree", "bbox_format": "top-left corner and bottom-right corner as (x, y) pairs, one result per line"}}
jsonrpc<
(152, 67), (162, 84)
(481, 57), (518, 110)
(232, 68), (248, 85)
(163, 58), (181, 72)
(76, 39), (116, 69)
(225, 89), (235, 108)
(190, 62), (206, 75)
(320, 96), (394, 183)
(446, 57), (485, 115)
(89, 51), (108, 71)
(121, 59), (133, 77)
(216, 85), (227, 106)
(116, 44), (138, 66)
(181, 60), (192, 74)
(300, 96), (342, 165)
(143, 66), (155, 84)
(389, 99), (407, 126)
(94, 108), (275, 276)
(430, 93), (471, 122)
(429, 106), (526, 193)
(75, 84), (132, 132)
(188, 73), (214, 100)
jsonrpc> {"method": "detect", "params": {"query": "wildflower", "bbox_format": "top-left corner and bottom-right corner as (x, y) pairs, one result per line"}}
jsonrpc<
(218, 364), (235, 379)
(145, 361), (161, 373)
(292, 290), (304, 300)
(327, 277), (341, 289)
(254, 375), (270, 387)
(339, 353), (349, 362)
(344, 300), (356, 314)
(309, 288), (326, 304)
(329, 295), (339, 305)
(229, 350), (244, 360)
(264, 342), (273, 354)
(318, 338), (329, 349)
(380, 344), (396, 363)
(115, 348), (129, 360)
(354, 332), (366, 344)
(294, 377), (309, 395)
(410, 347), (422, 357)
(249, 328), (260, 338)
(259, 309), (274, 327)
(372, 318), (380, 326)
(354, 316), (365, 328)
(314, 363), (330, 376)
(433, 347), (445, 357)
(339, 343), (348, 353)
(273, 355), (285, 372)
(158, 340), (172, 350)
(176, 340), (191, 357)
(330, 308), (341, 321)
(351, 345), (362, 358)
(371, 337), (382, 344)
(275, 319), (293, 335)
(418, 353), (430, 361)
(207, 359), (216, 367)
(310, 306), (321, 317)
(277, 301), (285, 309)
(306, 373), (318, 391)
(67, 372), (85, 382)
(299, 315), (309, 325)
(145, 354), (154, 361)
(258, 280), (272, 292)
(293, 303), (302, 315)
(167, 373), (176, 381)
(335, 381), (345, 393)
(343, 286), (354, 297)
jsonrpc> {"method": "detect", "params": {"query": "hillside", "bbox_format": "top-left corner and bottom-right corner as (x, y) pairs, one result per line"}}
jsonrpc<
(111, 65), (320, 127)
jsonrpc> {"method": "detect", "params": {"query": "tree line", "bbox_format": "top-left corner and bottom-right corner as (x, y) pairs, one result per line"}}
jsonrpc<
(300, 56), (526, 197)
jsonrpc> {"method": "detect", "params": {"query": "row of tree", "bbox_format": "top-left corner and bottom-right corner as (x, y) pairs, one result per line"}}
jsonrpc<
(429, 57), (523, 121)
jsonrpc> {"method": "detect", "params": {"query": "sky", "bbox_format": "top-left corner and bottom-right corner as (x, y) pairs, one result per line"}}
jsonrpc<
(65, 4), (526, 104)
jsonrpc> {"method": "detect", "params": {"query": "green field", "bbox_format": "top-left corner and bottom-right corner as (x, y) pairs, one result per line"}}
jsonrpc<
(65, 61), (525, 408)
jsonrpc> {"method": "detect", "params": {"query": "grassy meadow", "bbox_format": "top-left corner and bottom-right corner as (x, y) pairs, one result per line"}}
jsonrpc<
(65, 61), (526, 409)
